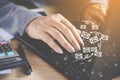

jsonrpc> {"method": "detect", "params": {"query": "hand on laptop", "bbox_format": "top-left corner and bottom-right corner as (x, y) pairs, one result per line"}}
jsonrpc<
(83, 4), (107, 24)
(25, 14), (84, 54)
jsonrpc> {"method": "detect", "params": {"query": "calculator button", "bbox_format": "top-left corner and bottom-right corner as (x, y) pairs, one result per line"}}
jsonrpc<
(0, 52), (5, 57)
(2, 44), (12, 51)
(7, 51), (14, 56)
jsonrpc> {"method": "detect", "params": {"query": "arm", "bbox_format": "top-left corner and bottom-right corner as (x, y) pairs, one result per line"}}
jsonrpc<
(0, 2), (40, 36)
(90, 0), (108, 7)
(83, 0), (109, 23)
(0, 1), (84, 54)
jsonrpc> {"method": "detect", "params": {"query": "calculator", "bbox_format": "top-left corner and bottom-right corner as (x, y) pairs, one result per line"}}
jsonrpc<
(0, 40), (32, 74)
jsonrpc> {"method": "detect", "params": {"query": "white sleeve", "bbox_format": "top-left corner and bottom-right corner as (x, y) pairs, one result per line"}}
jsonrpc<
(90, 0), (108, 7)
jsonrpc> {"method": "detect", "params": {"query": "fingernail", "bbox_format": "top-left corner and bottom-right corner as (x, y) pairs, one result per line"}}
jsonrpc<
(75, 44), (81, 51)
(80, 37), (84, 46)
(69, 47), (76, 53)
(56, 48), (63, 54)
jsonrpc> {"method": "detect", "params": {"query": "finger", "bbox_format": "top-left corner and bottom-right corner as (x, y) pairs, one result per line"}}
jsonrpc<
(49, 20), (80, 51)
(45, 27), (76, 53)
(58, 14), (84, 46)
(91, 11), (105, 23)
(84, 15), (97, 24)
(85, 9), (106, 24)
(39, 32), (63, 54)
(77, 29), (81, 34)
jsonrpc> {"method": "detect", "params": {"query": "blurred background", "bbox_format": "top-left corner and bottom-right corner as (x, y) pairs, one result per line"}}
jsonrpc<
(44, 0), (120, 40)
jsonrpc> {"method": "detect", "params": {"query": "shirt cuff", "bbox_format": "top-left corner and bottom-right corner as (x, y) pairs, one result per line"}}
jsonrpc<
(90, 0), (108, 7)
(0, 28), (14, 41)
(10, 3), (42, 36)
(0, 3), (42, 37)
(18, 12), (40, 36)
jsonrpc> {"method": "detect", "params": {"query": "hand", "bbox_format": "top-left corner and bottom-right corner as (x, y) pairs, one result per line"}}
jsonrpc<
(83, 4), (107, 24)
(25, 14), (84, 54)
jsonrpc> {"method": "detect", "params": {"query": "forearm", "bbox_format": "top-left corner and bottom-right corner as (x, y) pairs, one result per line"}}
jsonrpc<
(0, 2), (40, 37)
(78, 0), (108, 24)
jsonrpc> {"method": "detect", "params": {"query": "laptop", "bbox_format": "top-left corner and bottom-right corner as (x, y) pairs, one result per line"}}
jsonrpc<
(17, 2), (120, 80)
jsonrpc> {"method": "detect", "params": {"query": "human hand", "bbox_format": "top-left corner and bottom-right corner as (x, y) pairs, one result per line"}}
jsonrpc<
(83, 4), (107, 24)
(25, 14), (84, 54)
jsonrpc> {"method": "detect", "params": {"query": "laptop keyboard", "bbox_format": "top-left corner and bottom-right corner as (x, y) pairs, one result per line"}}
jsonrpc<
(18, 20), (120, 80)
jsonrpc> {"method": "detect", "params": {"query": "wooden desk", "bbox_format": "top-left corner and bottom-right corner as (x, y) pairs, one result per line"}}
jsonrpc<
(0, 45), (67, 80)
(1, 0), (120, 79)
(0, 40), (120, 80)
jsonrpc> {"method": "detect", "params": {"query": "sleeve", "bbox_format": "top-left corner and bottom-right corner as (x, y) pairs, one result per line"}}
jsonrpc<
(0, 2), (41, 37)
(79, 0), (108, 15)
(77, 0), (108, 14)
(90, 0), (108, 7)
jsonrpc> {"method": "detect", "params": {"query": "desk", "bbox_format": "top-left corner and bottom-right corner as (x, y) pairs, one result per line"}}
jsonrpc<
(0, 41), (120, 80)
(1, 0), (120, 79)
(0, 40), (67, 80)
